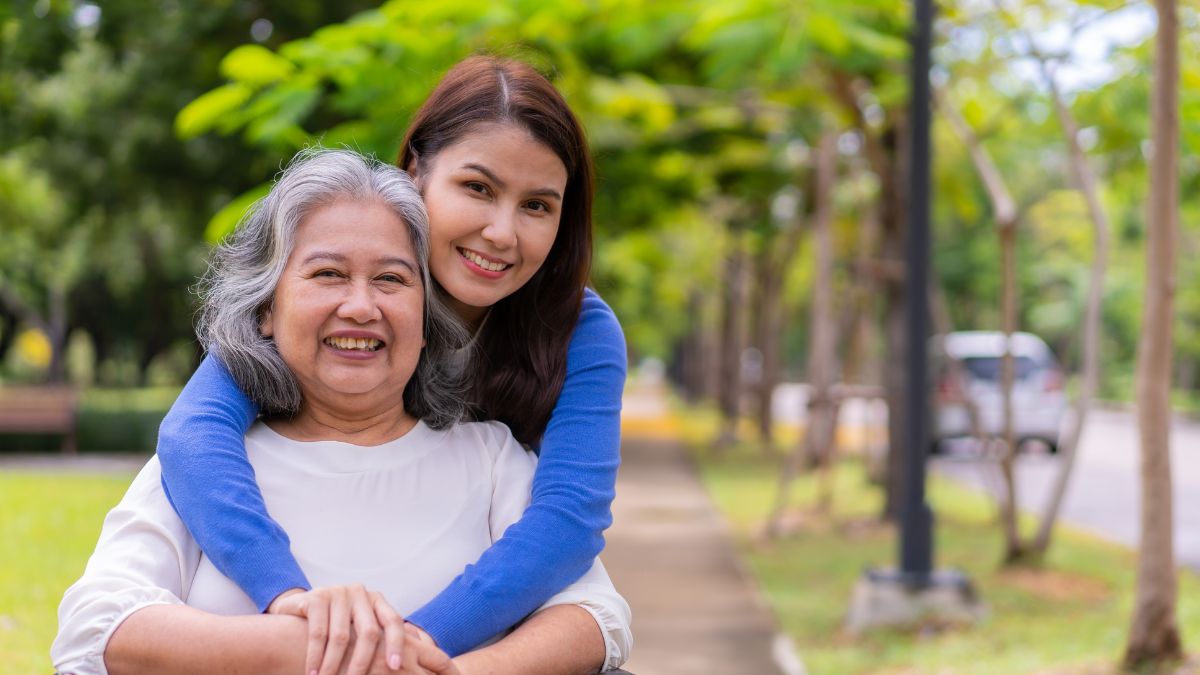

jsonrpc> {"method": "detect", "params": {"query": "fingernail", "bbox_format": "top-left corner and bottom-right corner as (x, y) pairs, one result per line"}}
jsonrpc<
(388, 653), (401, 669)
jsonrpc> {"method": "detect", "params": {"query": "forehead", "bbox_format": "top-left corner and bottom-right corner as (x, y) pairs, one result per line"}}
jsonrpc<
(292, 198), (414, 251)
(435, 123), (567, 183)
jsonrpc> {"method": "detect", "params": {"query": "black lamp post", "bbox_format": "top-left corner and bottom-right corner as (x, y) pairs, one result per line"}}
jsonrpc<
(848, 0), (981, 632)
(900, 0), (935, 584)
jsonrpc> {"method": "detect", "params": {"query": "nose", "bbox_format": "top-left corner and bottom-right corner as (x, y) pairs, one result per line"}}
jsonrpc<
(480, 207), (518, 250)
(337, 280), (382, 324)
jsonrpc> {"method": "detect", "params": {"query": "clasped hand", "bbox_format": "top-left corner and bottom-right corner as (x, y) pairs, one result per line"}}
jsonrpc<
(268, 585), (460, 675)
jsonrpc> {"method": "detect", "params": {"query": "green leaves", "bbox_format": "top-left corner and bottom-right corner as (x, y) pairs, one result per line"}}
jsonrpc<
(204, 183), (272, 244)
(175, 83), (254, 139)
(220, 44), (295, 85)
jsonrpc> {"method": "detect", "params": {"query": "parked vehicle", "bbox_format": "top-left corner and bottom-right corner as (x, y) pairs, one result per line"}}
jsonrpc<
(932, 331), (1067, 454)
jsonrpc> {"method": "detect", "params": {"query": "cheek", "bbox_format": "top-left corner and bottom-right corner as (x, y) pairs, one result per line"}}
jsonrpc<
(529, 228), (560, 266)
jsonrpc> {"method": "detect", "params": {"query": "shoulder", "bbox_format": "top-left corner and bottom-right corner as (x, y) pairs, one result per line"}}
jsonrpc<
(440, 420), (525, 456)
(569, 289), (626, 360)
(446, 420), (538, 483)
(576, 289), (622, 338)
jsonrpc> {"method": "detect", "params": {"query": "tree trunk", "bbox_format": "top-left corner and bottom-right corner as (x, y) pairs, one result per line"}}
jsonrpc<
(845, 202), (881, 387)
(830, 72), (910, 520)
(1030, 59), (1111, 555)
(0, 302), (18, 364)
(876, 120), (910, 522)
(1124, 0), (1183, 666)
(754, 246), (783, 449)
(46, 284), (69, 384)
(998, 224), (1023, 561)
(766, 130), (840, 537)
(671, 291), (707, 400)
(936, 84), (1028, 559)
(716, 224), (747, 447)
(801, 131), (841, 468)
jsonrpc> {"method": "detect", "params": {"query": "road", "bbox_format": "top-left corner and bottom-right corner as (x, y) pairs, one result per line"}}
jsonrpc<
(931, 407), (1200, 572)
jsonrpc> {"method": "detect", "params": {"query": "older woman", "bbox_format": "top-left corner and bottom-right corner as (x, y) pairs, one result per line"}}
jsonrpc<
(52, 149), (632, 675)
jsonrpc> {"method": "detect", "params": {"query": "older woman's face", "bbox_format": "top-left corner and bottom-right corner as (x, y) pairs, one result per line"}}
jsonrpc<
(261, 198), (424, 411)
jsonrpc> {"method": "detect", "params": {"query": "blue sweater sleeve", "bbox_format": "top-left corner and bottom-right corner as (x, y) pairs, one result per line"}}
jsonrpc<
(156, 355), (311, 611)
(406, 289), (626, 655)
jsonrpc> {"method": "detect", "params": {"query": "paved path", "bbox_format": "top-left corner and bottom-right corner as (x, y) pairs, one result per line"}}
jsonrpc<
(608, 380), (796, 675)
(604, 436), (792, 675)
(0, 452), (148, 474)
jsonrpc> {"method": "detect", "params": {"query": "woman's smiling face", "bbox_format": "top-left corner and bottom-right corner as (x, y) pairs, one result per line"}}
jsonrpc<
(415, 122), (569, 325)
(260, 198), (425, 415)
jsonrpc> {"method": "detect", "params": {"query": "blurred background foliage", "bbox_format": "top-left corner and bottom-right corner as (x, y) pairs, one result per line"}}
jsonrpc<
(2, 0), (1200, 450)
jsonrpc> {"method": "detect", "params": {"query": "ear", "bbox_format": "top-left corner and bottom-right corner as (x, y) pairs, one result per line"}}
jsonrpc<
(406, 148), (425, 190)
(259, 305), (274, 338)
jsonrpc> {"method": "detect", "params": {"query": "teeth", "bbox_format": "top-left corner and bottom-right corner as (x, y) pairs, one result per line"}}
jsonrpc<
(325, 336), (381, 351)
(461, 249), (509, 272)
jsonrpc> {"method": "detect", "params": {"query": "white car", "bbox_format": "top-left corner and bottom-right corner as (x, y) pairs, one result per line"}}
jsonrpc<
(933, 331), (1067, 454)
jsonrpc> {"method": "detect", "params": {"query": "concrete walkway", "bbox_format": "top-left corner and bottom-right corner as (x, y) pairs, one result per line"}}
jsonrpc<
(606, 383), (797, 675)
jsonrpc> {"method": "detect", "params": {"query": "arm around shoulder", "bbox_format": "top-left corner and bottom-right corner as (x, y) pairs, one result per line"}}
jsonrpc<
(154, 355), (308, 610)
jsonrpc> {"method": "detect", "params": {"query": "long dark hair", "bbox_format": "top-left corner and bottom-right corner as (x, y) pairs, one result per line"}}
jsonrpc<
(398, 55), (593, 444)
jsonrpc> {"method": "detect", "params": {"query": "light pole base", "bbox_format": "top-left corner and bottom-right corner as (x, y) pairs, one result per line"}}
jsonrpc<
(845, 567), (986, 635)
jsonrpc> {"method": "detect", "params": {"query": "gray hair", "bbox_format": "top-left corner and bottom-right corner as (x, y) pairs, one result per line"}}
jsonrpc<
(196, 148), (468, 428)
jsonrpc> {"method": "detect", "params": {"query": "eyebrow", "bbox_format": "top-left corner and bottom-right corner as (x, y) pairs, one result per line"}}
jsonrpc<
(462, 162), (563, 202)
(301, 252), (418, 273)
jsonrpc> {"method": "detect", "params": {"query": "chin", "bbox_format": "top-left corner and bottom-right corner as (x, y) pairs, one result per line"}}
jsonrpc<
(315, 374), (385, 395)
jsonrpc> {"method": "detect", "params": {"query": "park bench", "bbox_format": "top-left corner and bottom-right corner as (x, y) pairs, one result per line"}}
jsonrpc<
(0, 385), (79, 455)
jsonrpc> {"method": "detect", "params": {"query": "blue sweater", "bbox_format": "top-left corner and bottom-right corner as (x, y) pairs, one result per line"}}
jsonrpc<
(156, 289), (625, 656)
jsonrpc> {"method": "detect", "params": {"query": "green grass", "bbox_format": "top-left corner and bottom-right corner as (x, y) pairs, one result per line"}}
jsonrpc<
(678, 411), (1200, 675)
(0, 470), (137, 674)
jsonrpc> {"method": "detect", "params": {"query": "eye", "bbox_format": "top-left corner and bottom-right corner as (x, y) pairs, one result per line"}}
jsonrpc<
(465, 181), (490, 196)
(314, 269), (342, 278)
(524, 200), (551, 213)
(377, 272), (415, 286)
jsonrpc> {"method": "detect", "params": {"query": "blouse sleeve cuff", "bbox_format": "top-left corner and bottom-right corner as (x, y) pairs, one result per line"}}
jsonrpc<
(575, 598), (633, 672)
(536, 583), (633, 672)
(52, 592), (182, 675)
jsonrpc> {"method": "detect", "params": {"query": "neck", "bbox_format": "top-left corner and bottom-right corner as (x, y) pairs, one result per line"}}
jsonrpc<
(267, 397), (418, 446)
(448, 295), (490, 331)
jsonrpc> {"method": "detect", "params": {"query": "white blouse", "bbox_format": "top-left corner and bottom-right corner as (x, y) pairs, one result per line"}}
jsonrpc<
(52, 420), (632, 674)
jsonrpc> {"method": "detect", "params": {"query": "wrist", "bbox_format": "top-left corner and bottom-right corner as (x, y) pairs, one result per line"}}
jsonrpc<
(406, 620), (437, 647)
(265, 587), (305, 614)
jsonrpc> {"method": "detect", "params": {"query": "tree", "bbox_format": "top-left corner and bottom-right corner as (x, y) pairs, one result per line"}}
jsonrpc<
(0, 0), (376, 384)
(935, 85), (1026, 560)
(766, 128), (840, 535)
(1124, 0), (1183, 666)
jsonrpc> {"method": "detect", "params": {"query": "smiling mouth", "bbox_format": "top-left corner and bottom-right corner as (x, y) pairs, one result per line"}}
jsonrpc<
(458, 248), (512, 273)
(324, 336), (383, 351)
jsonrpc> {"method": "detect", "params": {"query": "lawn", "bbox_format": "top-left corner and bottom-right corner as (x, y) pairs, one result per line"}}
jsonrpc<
(683, 425), (1200, 674)
(672, 401), (1195, 667)
(0, 470), (139, 674)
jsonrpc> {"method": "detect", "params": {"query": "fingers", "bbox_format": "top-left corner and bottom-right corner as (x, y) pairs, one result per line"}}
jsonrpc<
(318, 590), (352, 675)
(304, 593), (330, 675)
(408, 630), (458, 675)
(343, 587), (382, 675)
(373, 592), (406, 671)
(284, 586), (403, 675)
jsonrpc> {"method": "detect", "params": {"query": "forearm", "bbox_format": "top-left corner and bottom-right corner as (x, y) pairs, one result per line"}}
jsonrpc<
(106, 604), (307, 675)
(156, 355), (308, 609)
(452, 605), (604, 675)
(410, 295), (625, 654)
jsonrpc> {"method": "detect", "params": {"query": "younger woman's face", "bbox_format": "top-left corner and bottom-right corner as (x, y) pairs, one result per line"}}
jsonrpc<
(414, 123), (568, 325)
